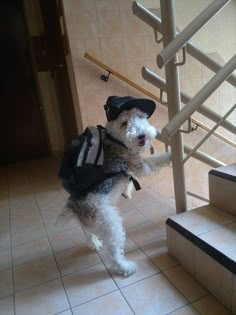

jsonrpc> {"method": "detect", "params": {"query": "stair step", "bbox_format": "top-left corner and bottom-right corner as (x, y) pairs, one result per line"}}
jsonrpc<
(166, 205), (236, 313)
(209, 163), (236, 216)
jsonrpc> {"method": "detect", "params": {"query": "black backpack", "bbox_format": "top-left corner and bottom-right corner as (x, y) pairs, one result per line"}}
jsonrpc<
(59, 125), (141, 198)
(58, 125), (107, 197)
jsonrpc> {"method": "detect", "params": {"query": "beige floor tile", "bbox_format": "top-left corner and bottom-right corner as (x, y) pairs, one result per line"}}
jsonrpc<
(153, 215), (172, 231)
(170, 305), (200, 315)
(199, 222), (236, 262)
(11, 215), (46, 247)
(10, 207), (40, 221)
(0, 247), (12, 271)
(108, 249), (159, 288)
(49, 227), (86, 253)
(15, 279), (69, 315)
(137, 200), (176, 221)
(194, 247), (233, 310)
(0, 269), (13, 299)
(164, 266), (208, 302)
(121, 209), (149, 229)
(0, 203), (10, 222)
(129, 188), (162, 208)
(142, 239), (179, 271)
(0, 221), (11, 250)
(41, 204), (80, 235)
(127, 221), (165, 247)
(121, 273), (188, 315)
(72, 291), (133, 315)
(193, 295), (233, 315)
(117, 196), (135, 212)
(12, 237), (52, 266)
(58, 310), (72, 315)
(14, 255), (60, 293)
(55, 245), (101, 276)
(124, 235), (139, 253)
(0, 295), (14, 315)
(10, 195), (38, 214)
(63, 263), (117, 307)
(34, 189), (65, 210)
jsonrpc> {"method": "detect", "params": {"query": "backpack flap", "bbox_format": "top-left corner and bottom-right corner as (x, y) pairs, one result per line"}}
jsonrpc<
(59, 126), (107, 197)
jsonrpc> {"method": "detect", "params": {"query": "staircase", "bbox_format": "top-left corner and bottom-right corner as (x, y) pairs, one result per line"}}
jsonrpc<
(166, 163), (236, 313)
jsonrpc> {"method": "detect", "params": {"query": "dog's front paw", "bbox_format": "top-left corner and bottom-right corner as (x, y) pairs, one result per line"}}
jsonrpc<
(115, 260), (137, 277)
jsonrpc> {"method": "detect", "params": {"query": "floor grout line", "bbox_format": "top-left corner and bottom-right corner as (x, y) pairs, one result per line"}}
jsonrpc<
(7, 165), (16, 315)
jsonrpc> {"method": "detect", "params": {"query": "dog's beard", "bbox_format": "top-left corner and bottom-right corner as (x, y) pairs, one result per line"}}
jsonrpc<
(106, 108), (157, 154)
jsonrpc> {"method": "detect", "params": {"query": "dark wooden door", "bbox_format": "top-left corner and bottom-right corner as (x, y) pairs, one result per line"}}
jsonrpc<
(39, 0), (78, 144)
(0, 0), (49, 164)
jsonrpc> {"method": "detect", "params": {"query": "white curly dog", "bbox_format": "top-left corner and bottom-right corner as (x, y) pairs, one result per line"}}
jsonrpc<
(64, 96), (171, 277)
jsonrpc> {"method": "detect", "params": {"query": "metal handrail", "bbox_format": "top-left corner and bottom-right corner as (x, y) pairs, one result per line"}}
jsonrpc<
(132, 1), (236, 88)
(156, 0), (230, 68)
(156, 134), (225, 168)
(161, 54), (236, 142)
(182, 104), (236, 164)
(133, 0), (234, 212)
(85, 53), (236, 152)
(142, 67), (236, 135)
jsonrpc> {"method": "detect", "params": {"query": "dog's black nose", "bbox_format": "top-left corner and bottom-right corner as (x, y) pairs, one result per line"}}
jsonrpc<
(138, 134), (145, 140)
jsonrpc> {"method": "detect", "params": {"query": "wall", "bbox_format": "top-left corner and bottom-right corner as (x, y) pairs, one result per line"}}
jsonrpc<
(62, 0), (236, 208)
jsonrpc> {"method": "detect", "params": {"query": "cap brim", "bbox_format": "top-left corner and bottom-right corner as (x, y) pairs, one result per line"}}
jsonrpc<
(122, 98), (156, 118)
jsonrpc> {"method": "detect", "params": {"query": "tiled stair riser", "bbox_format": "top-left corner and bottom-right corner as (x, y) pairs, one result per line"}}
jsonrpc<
(209, 174), (236, 216)
(167, 225), (236, 314)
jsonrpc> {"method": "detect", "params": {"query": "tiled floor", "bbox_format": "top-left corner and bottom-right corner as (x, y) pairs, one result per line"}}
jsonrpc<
(0, 158), (233, 315)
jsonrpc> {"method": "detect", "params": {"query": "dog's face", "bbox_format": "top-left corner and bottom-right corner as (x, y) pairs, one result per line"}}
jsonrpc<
(106, 108), (157, 153)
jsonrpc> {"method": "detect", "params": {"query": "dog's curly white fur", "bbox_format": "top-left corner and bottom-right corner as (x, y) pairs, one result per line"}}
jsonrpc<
(66, 108), (171, 277)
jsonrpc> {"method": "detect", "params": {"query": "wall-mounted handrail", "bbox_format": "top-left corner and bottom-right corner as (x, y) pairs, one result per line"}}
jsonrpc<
(133, 1), (236, 88)
(142, 67), (236, 135)
(84, 53), (161, 104)
(156, 0), (231, 68)
(161, 54), (236, 142)
(183, 104), (236, 164)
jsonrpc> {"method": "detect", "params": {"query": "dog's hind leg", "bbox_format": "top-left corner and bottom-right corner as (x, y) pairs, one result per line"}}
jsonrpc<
(96, 205), (136, 277)
(87, 233), (103, 251)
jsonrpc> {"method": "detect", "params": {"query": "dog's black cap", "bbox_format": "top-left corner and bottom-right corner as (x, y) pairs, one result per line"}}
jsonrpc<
(104, 96), (156, 121)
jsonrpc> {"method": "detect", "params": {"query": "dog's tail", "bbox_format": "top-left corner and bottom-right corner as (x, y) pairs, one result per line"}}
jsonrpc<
(56, 196), (77, 226)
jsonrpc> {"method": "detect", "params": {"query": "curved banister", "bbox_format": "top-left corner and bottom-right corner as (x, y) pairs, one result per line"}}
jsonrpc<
(161, 54), (236, 142)
(133, 1), (236, 88)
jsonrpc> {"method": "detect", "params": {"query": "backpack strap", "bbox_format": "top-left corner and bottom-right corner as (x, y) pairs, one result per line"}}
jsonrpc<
(129, 176), (141, 191)
(105, 171), (141, 191)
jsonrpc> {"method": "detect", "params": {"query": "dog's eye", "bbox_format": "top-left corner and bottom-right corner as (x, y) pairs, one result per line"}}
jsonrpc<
(121, 121), (127, 127)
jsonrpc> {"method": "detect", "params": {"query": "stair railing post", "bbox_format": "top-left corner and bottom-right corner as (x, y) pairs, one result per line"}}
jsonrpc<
(160, 0), (187, 213)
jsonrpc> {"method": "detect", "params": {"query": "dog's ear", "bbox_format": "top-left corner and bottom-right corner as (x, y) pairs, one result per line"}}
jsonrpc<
(104, 104), (121, 121)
